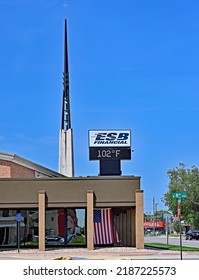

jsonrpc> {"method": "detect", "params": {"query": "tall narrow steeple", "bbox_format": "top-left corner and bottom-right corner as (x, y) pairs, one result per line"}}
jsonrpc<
(62, 19), (71, 131)
(59, 19), (74, 177)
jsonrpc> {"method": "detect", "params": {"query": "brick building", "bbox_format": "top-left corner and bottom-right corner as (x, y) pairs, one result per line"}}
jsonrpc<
(0, 152), (65, 179)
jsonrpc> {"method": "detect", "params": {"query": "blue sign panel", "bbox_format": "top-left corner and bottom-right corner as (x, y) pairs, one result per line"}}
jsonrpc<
(16, 213), (22, 222)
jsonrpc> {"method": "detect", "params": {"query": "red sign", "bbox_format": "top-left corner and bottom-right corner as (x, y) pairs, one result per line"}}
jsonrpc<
(144, 221), (164, 228)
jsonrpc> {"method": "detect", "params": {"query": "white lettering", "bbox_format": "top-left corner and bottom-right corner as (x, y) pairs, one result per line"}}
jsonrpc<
(93, 140), (127, 145)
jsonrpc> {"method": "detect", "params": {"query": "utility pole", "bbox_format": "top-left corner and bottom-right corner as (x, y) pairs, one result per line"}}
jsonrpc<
(155, 202), (158, 233)
(153, 197), (155, 235)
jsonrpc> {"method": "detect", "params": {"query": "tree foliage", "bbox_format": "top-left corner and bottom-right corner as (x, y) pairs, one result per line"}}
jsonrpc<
(163, 163), (199, 228)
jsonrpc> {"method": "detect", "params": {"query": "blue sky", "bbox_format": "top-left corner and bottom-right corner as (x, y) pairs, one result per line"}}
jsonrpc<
(0, 1), (199, 213)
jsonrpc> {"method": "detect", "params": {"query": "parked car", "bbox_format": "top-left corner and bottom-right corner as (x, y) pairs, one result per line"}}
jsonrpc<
(45, 236), (64, 245)
(185, 229), (199, 240)
(144, 229), (152, 234)
(155, 229), (166, 235)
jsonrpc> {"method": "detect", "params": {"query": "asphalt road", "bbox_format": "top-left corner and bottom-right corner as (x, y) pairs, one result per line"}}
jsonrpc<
(145, 235), (199, 248)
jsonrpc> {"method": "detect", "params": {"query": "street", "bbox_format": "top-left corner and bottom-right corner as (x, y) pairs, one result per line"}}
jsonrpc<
(145, 235), (199, 248)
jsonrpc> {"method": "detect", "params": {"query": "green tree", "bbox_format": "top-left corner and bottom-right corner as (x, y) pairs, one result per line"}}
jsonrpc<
(163, 163), (199, 228)
(155, 210), (170, 221)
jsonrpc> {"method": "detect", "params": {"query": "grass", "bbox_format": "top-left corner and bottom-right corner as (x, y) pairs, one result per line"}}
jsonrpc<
(145, 243), (199, 252)
(68, 235), (86, 246)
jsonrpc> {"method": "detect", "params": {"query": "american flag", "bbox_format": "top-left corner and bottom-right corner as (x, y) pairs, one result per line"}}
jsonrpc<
(93, 208), (120, 245)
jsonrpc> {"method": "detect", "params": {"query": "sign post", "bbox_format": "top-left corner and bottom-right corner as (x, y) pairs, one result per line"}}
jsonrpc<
(163, 214), (170, 245)
(178, 198), (182, 260)
(16, 213), (22, 253)
(172, 192), (186, 260)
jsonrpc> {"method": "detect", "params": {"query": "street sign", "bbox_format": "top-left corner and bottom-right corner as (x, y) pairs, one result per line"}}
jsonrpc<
(172, 192), (186, 260)
(16, 213), (22, 222)
(172, 192), (186, 199)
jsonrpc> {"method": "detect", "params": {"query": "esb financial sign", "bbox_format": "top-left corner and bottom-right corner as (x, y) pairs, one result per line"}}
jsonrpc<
(89, 130), (131, 147)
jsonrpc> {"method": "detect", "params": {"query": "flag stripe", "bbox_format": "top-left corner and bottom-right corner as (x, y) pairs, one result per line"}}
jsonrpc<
(93, 208), (114, 245)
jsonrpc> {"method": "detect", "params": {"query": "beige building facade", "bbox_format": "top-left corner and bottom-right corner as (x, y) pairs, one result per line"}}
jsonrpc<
(0, 153), (144, 250)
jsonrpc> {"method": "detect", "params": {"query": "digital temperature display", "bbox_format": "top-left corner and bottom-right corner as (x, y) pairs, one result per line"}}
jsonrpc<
(89, 147), (131, 161)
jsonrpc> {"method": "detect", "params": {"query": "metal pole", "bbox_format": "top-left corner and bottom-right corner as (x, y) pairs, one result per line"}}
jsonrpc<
(178, 199), (182, 260)
(166, 216), (169, 245)
(153, 197), (155, 235)
(179, 218), (182, 260)
(155, 203), (158, 233)
(17, 221), (20, 253)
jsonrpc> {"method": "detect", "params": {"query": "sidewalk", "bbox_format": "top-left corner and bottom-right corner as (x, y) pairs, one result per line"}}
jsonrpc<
(0, 247), (199, 260)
